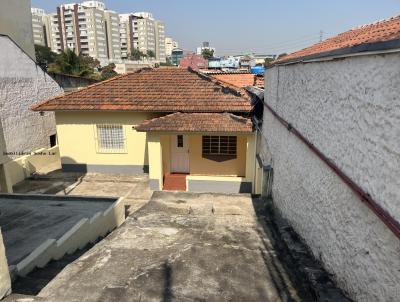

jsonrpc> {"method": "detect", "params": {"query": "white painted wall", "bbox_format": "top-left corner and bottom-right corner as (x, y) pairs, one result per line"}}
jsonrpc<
(0, 0), (35, 60)
(0, 36), (63, 160)
(261, 52), (400, 301)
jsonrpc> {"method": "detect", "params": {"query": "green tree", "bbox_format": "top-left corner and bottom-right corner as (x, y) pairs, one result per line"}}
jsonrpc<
(35, 44), (58, 70)
(160, 57), (173, 66)
(48, 49), (94, 77)
(264, 57), (275, 68)
(277, 53), (287, 60)
(100, 63), (118, 80)
(130, 48), (146, 60)
(201, 48), (214, 60)
(146, 50), (156, 58)
(81, 55), (101, 70)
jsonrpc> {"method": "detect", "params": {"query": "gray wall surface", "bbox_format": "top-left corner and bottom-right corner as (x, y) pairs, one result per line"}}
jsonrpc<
(0, 0), (35, 60)
(261, 52), (400, 301)
(0, 36), (63, 158)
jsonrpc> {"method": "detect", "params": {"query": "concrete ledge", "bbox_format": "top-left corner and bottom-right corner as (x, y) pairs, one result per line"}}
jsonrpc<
(0, 193), (117, 203)
(187, 176), (252, 194)
(149, 179), (160, 191)
(14, 197), (126, 277)
(16, 239), (57, 276)
(62, 164), (149, 175)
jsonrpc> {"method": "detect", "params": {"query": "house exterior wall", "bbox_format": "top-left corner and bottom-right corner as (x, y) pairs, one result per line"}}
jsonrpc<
(55, 111), (158, 174)
(157, 133), (255, 193)
(261, 52), (400, 301)
(0, 36), (62, 160)
(189, 135), (247, 177)
(148, 133), (163, 190)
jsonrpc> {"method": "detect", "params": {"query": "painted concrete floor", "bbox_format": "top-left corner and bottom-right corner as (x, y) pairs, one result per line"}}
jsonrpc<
(12, 191), (302, 302)
(0, 196), (113, 265)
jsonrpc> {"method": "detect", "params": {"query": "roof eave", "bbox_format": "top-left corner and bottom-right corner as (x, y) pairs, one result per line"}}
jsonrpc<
(272, 39), (400, 66)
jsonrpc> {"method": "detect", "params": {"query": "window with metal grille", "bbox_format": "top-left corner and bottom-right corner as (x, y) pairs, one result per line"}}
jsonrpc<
(96, 124), (126, 153)
(202, 136), (237, 157)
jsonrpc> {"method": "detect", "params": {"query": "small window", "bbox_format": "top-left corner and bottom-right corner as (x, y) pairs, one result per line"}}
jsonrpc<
(96, 124), (126, 153)
(177, 135), (183, 148)
(202, 136), (237, 158)
(49, 134), (57, 147)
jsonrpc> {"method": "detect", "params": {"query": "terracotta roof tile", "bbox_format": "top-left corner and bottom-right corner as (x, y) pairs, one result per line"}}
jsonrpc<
(31, 68), (252, 112)
(135, 112), (253, 133)
(210, 73), (264, 89)
(277, 15), (400, 63)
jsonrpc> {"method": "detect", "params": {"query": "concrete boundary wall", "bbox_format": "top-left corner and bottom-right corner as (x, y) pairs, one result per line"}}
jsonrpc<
(186, 176), (252, 193)
(0, 229), (11, 299)
(14, 197), (125, 277)
(261, 53), (400, 301)
(2, 146), (60, 193)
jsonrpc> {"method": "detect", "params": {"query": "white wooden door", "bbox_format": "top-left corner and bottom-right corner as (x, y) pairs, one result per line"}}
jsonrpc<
(171, 135), (189, 173)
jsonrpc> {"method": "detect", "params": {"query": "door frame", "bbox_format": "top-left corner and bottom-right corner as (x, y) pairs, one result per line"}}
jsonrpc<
(170, 134), (190, 173)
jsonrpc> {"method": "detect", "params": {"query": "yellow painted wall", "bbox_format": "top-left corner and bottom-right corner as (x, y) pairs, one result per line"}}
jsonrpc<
(147, 134), (163, 190)
(245, 134), (256, 184)
(188, 135), (247, 177)
(160, 135), (171, 175)
(55, 112), (158, 167)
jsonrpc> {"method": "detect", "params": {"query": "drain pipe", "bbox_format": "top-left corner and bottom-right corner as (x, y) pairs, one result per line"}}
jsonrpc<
(264, 102), (400, 240)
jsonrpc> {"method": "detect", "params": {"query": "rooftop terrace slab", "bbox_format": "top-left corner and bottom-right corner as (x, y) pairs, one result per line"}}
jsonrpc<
(0, 194), (116, 265)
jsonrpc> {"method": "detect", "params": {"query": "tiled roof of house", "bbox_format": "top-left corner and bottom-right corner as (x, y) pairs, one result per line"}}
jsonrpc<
(31, 68), (252, 112)
(209, 72), (264, 89)
(135, 112), (253, 133)
(276, 15), (400, 63)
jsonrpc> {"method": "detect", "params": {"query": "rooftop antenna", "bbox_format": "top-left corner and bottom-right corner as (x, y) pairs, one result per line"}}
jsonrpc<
(319, 30), (324, 42)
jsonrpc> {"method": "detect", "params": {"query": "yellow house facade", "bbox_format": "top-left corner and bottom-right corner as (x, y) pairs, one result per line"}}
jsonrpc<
(32, 68), (257, 193)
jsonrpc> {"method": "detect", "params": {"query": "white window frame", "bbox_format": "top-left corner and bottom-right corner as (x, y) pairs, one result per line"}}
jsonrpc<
(94, 124), (127, 154)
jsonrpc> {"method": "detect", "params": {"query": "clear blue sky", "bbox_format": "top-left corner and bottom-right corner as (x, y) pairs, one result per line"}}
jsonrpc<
(31, 0), (400, 55)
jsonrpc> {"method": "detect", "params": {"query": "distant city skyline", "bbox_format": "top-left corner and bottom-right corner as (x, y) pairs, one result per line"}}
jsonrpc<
(31, 0), (400, 56)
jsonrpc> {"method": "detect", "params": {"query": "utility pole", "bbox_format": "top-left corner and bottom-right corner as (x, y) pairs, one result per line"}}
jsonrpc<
(319, 30), (324, 42)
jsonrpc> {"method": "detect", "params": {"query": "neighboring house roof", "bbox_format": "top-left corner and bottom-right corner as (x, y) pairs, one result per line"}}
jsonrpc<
(276, 15), (400, 64)
(31, 68), (252, 112)
(135, 112), (253, 133)
(209, 72), (264, 89)
(179, 54), (208, 71)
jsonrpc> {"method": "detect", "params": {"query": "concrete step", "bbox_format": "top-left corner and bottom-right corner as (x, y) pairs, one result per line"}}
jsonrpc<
(163, 174), (187, 191)
(12, 243), (93, 296)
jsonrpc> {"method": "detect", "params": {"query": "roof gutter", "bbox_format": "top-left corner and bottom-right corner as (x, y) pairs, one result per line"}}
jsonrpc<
(273, 39), (400, 66)
(264, 102), (400, 240)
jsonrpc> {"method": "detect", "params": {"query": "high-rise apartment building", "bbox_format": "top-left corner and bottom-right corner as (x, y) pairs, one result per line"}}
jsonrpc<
(31, 2), (166, 63)
(165, 37), (179, 57)
(118, 12), (165, 62)
(31, 1), (121, 63)
(31, 8), (49, 47)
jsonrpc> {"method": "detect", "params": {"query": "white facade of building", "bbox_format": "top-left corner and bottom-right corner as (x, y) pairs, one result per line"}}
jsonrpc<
(165, 37), (179, 57)
(31, 8), (48, 46)
(260, 51), (400, 302)
(119, 12), (166, 62)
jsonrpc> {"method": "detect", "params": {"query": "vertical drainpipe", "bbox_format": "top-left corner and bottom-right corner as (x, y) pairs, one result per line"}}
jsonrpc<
(252, 127), (258, 194)
(57, 6), (65, 51)
(104, 20), (110, 59)
(73, 4), (81, 55)
(129, 15), (134, 52)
